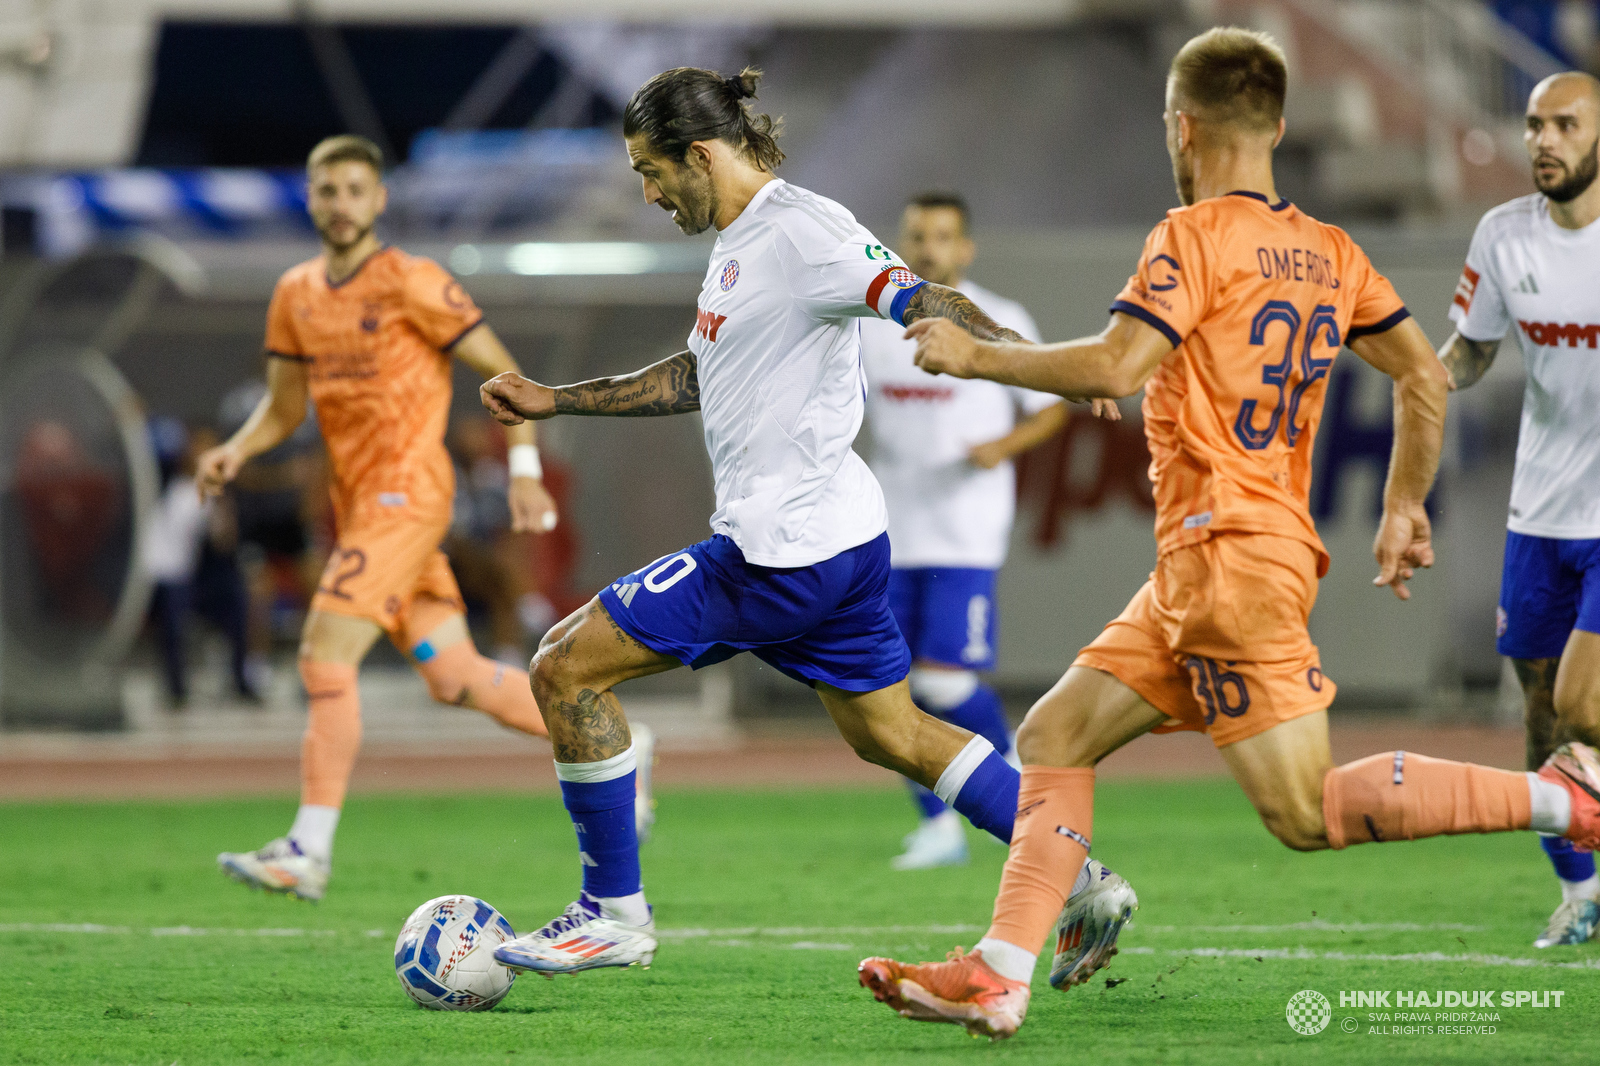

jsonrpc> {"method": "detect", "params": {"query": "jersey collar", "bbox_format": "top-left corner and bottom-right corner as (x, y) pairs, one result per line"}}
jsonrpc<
(1226, 190), (1292, 211)
(719, 178), (784, 237)
(324, 244), (388, 290)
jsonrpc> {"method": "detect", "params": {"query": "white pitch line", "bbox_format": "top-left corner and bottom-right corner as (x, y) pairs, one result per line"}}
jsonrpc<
(1138, 920), (1486, 934)
(1120, 946), (1600, 971)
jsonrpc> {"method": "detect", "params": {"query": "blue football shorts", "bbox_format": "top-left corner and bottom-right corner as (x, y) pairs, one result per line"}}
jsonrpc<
(597, 532), (911, 692)
(1497, 530), (1600, 659)
(887, 566), (1000, 671)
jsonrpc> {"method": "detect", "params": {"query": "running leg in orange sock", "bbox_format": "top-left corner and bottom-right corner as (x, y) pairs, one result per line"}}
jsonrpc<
(415, 640), (547, 738)
(299, 660), (362, 809)
(977, 766), (1096, 977)
(1323, 750), (1532, 849)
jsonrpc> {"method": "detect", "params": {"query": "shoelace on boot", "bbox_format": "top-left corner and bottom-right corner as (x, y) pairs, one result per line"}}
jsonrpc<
(535, 897), (601, 940)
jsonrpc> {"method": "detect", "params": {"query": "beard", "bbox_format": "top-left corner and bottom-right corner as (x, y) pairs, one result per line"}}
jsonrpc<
(1536, 137), (1600, 203)
(663, 166), (718, 236)
(315, 216), (373, 252)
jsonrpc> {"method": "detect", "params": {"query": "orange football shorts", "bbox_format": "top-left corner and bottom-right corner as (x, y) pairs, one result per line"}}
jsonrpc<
(1073, 531), (1335, 748)
(310, 515), (464, 638)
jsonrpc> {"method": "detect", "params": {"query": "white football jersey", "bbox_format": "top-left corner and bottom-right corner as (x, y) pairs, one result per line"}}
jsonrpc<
(1450, 193), (1600, 539)
(861, 281), (1056, 569)
(688, 179), (924, 567)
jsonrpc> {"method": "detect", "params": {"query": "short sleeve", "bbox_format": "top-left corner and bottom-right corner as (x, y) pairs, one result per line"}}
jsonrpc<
(404, 258), (484, 351)
(264, 277), (303, 359)
(1342, 245), (1411, 342)
(1109, 215), (1212, 348)
(1446, 216), (1510, 343)
(787, 231), (927, 325)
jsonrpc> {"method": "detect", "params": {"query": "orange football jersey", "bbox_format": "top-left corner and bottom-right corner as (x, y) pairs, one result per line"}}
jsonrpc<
(1111, 192), (1409, 574)
(264, 247), (482, 528)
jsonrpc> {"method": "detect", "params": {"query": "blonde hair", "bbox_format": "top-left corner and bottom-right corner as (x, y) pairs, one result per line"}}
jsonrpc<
(1168, 27), (1288, 134)
(306, 134), (384, 177)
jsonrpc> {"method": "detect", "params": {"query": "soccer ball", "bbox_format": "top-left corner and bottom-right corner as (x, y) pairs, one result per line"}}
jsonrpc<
(394, 895), (518, 1010)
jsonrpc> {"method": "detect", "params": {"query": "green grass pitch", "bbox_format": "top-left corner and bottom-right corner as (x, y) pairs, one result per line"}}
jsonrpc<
(2, 778), (1594, 1065)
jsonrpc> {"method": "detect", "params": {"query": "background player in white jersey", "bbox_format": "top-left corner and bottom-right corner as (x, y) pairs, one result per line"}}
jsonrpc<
(1442, 71), (1600, 948)
(476, 67), (1132, 981)
(861, 191), (1071, 869)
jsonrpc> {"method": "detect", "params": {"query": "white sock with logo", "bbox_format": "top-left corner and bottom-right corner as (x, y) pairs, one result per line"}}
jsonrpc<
(288, 804), (340, 862)
(1527, 773), (1572, 834)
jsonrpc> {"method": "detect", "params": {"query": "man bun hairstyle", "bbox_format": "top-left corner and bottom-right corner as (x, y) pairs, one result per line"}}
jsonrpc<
(307, 134), (384, 176)
(1168, 27), (1288, 134)
(623, 66), (785, 172)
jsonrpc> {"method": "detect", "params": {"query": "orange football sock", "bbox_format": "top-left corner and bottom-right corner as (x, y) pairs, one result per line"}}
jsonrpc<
(986, 766), (1096, 956)
(1323, 751), (1532, 849)
(416, 641), (547, 738)
(299, 660), (362, 808)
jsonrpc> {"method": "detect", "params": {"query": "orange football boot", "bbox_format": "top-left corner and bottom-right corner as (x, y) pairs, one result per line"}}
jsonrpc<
(1540, 742), (1600, 850)
(858, 947), (1030, 1040)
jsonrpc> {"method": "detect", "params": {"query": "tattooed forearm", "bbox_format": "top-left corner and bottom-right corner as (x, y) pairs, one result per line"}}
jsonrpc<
(552, 350), (700, 417)
(902, 283), (1027, 344)
(1514, 657), (1565, 769)
(1439, 333), (1499, 390)
(548, 688), (634, 763)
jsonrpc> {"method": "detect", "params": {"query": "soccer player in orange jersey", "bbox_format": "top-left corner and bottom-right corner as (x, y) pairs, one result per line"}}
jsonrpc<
(198, 135), (559, 901)
(857, 28), (1600, 1040)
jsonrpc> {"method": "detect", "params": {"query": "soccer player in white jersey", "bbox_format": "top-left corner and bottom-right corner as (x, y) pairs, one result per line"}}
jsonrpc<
(475, 66), (1133, 981)
(1442, 71), (1600, 948)
(861, 191), (1071, 869)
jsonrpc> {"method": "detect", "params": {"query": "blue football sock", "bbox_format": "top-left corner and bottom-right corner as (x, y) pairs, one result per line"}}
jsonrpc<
(1541, 834), (1597, 884)
(936, 737), (1019, 843)
(938, 682), (1011, 756)
(907, 780), (949, 819)
(556, 757), (641, 900)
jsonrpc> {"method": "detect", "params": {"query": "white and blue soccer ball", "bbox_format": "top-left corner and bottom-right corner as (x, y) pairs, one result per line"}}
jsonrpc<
(394, 895), (518, 1011)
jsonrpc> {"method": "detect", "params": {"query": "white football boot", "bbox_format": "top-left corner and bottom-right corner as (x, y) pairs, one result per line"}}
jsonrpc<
(633, 720), (657, 843)
(217, 837), (330, 902)
(1048, 859), (1138, 989)
(893, 810), (969, 870)
(493, 893), (658, 976)
(1534, 897), (1600, 948)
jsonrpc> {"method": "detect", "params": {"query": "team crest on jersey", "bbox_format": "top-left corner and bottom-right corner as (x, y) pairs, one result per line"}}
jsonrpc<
(361, 300), (381, 333)
(887, 268), (920, 288)
(719, 259), (740, 291)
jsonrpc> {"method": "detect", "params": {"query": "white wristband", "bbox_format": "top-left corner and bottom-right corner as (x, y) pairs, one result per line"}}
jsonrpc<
(508, 444), (543, 480)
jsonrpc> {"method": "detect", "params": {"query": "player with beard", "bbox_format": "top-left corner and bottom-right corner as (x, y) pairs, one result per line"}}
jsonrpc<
(200, 135), (588, 901)
(1441, 72), (1600, 948)
(476, 66), (1132, 981)
(857, 30), (1600, 1039)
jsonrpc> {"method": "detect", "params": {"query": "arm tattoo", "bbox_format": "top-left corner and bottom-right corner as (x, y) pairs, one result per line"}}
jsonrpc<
(552, 350), (700, 417)
(1440, 334), (1499, 389)
(902, 283), (1027, 344)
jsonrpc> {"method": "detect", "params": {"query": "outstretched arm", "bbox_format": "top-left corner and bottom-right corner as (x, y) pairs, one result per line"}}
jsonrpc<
(1437, 331), (1501, 390)
(451, 323), (559, 533)
(1349, 317), (1448, 600)
(908, 311), (1174, 400)
(481, 350), (699, 424)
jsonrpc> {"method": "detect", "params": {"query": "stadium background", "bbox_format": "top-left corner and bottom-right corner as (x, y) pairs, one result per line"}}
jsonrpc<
(0, 3), (1594, 1061)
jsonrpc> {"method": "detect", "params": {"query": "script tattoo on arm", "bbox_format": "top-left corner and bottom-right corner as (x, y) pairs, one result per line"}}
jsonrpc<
(552, 350), (700, 416)
(1439, 333), (1500, 390)
(901, 283), (1028, 344)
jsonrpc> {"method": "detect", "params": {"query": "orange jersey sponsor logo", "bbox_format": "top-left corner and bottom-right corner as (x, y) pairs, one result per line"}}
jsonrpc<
(1110, 193), (1409, 572)
(264, 247), (482, 526)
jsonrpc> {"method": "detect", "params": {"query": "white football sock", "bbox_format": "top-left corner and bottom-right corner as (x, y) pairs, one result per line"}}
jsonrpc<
(596, 891), (651, 928)
(288, 804), (340, 862)
(973, 937), (1036, 984)
(1527, 773), (1572, 834)
(1562, 873), (1600, 904)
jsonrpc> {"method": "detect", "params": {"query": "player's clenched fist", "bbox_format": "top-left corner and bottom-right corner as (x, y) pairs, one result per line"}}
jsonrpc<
(480, 372), (557, 425)
(905, 318), (981, 379)
(195, 443), (244, 500)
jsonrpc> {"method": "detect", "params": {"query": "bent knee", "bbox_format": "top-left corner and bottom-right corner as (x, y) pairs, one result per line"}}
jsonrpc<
(1259, 806), (1329, 852)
